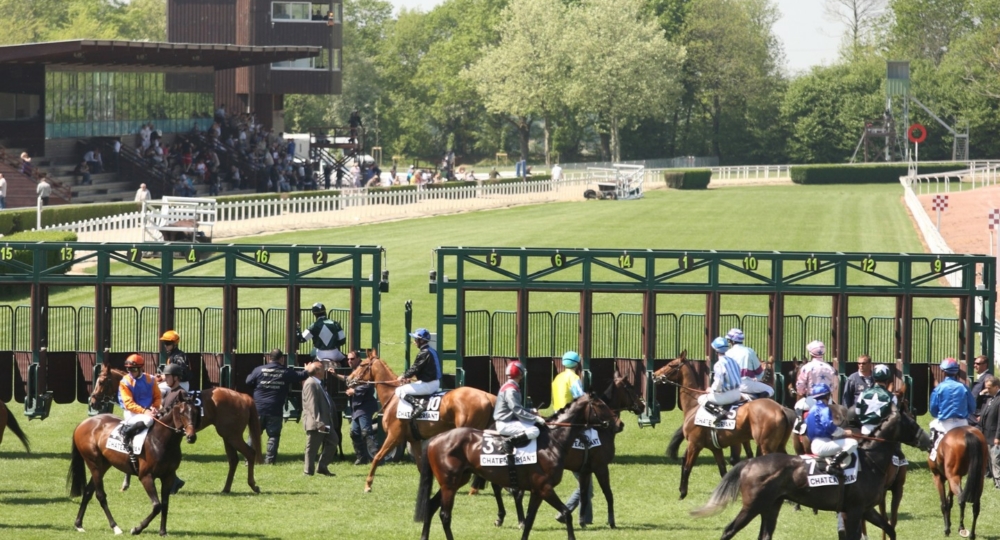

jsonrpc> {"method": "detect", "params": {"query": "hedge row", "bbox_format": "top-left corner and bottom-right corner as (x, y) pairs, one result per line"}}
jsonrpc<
(0, 202), (140, 236)
(663, 169), (712, 190)
(790, 163), (965, 185)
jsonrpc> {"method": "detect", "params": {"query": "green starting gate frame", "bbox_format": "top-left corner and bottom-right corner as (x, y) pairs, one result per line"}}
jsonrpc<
(0, 241), (387, 419)
(432, 247), (996, 424)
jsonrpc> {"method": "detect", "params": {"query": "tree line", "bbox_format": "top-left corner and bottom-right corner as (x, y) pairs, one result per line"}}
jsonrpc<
(10, 0), (1000, 165)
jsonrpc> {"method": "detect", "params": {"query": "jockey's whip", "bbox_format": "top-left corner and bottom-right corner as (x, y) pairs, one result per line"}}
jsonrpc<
(656, 377), (709, 395)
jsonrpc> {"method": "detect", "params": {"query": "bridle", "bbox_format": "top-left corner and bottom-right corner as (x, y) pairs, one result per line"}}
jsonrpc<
(654, 361), (708, 395)
(605, 378), (645, 414)
(547, 399), (610, 429)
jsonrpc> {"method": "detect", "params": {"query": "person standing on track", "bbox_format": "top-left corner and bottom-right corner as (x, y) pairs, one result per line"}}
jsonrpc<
(551, 351), (591, 528)
(842, 354), (874, 409)
(245, 348), (310, 464)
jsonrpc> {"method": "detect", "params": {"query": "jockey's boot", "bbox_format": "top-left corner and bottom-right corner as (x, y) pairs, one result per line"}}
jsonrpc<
(502, 433), (530, 454)
(404, 395), (427, 420)
(122, 421), (145, 470)
(929, 428), (942, 449)
(827, 451), (849, 477)
(363, 430), (380, 461)
(704, 402), (729, 422)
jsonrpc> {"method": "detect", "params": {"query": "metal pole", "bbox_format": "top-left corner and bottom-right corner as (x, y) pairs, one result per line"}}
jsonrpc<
(36, 197), (42, 229)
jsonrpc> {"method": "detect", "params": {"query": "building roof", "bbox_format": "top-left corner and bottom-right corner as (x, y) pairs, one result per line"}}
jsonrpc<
(0, 40), (321, 72)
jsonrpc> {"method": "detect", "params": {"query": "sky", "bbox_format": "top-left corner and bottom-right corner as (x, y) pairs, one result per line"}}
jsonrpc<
(388, 0), (844, 74)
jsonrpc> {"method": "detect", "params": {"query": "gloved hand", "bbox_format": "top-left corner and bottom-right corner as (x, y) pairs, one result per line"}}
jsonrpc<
(534, 416), (547, 428)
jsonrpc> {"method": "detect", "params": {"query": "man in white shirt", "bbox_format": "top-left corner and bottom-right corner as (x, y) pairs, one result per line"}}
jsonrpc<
(551, 163), (563, 182)
(135, 183), (151, 203)
(0, 173), (6, 209)
(37, 177), (52, 205)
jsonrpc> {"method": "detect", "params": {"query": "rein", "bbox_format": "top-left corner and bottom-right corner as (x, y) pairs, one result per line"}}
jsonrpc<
(657, 376), (708, 395)
(152, 414), (185, 434)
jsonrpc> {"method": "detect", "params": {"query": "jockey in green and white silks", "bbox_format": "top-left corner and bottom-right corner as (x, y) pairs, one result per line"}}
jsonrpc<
(855, 364), (894, 435)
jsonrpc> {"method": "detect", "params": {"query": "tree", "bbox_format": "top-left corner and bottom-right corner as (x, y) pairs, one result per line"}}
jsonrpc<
(565, 0), (685, 162)
(824, 0), (885, 53)
(465, 0), (569, 164)
(888, 0), (972, 66)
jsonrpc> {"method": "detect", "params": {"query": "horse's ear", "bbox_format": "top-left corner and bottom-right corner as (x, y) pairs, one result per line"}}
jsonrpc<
(613, 369), (620, 379)
(679, 350), (687, 361)
(368, 349), (377, 359)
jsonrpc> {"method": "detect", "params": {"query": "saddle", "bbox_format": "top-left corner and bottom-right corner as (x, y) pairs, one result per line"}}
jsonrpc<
(695, 402), (741, 429)
(741, 391), (771, 401)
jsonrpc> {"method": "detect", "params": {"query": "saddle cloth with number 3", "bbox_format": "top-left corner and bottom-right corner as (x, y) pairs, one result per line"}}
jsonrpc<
(479, 432), (538, 466)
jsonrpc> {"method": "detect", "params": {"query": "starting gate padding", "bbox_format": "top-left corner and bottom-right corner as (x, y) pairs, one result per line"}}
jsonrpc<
(433, 247), (996, 424)
(0, 242), (386, 419)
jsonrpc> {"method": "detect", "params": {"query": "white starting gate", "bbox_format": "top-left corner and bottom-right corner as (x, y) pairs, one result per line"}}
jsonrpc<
(586, 164), (645, 200)
(141, 196), (217, 242)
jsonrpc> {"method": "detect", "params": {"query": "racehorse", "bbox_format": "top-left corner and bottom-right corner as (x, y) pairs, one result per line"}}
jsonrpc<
(414, 394), (616, 540)
(691, 404), (931, 540)
(653, 351), (794, 499)
(346, 350), (496, 493)
(68, 391), (198, 536)
(928, 426), (987, 539)
(0, 398), (30, 452)
(493, 372), (647, 529)
(89, 364), (263, 493)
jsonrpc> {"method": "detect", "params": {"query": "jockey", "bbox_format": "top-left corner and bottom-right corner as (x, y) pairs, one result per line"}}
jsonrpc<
(297, 302), (347, 369)
(805, 383), (857, 471)
(929, 357), (975, 447)
(394, 328), (441, 421)
(118, 354), (162, 462)
(795, 340), (839, 415)
(157, 363), (185, 398)
(726, 328), (773, 398)
(699, 337), (743, 420)
(551, 351), (584, 411)
(160, 330), (190, 392)
(855, 364), (894, 436)
(495, 361), (547, 453)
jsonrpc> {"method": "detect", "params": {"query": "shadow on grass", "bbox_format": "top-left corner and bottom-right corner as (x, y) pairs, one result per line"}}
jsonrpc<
(0, 523), (65, 531)
(0, 452), (67, 460)
(0, 496), (73, 505)
(613, 454), (733, 466)
(167, 532), (280, 539)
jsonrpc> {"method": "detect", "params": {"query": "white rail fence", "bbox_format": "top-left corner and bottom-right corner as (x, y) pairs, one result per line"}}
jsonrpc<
(905, 160), (1000, 195)
(710, 165), (790, 180)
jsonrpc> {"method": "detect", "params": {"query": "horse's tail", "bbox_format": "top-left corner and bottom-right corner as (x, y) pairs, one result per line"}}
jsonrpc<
(690, 459), (747, 517)
(247, 399), (264, 465)
(4, 401), (30, 453)
(960, 430), (986, 505)
(67, 441), (87, 498)
(780, 406), (796, 453)
(470, 474), (486, 492)
(414, 449), (435, 522)
(666, 426), (684, 459)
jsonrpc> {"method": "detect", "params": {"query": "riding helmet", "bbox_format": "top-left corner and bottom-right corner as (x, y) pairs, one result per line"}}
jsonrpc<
(726, 328), (745, 344)
(806, 340), (825, 358)
(160, 330), (180, 343)
(873, 364), (891, 382)
(312, 302), (326, 316)
(940, 357), (960, 374)
(163, 363), (184, 377)
(711, 337), (729, 354)
(561, 351), (581, 367)
(124, 354), (144, 368)
(506, 361), (525, 379)
(809, 382), (831, 399)
(409, 328), (432, 342)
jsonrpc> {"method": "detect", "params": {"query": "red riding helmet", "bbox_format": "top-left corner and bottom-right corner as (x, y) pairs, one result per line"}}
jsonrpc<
(506, 361), (525, 379)
(124, 354), (144, 369)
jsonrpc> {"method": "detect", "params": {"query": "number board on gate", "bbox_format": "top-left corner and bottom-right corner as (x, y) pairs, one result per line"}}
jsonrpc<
(860, 258), (877, 273)
(931, 259), (945, 274)
(804, 257), (819, 272)
(551, 253), (565, 268)
(0, 246), (12, 261)
(487, 252), (502, 267)
(742, 255), (758, 272)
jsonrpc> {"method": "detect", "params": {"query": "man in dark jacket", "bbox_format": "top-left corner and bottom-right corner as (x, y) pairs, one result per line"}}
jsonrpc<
(394, 328), (441, 421)
(971, 355), (992, 426)
(245, 349), (310, 464)
(335, 351), (380, 465)
(977, 375), (1000, 486)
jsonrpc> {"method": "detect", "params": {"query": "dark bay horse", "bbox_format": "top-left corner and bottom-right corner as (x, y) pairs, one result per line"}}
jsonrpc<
(345, 350), (496, 493)
(90, 365), (263, 493)
(69, 392), (198, 536)
(494, 372), (647, 529)
(653, 352), (794, 499)
(415, 394), (615, 540)
(0, 399), (30, 452)
(929, 426), (987, 539)
(691, 405), (931, 540)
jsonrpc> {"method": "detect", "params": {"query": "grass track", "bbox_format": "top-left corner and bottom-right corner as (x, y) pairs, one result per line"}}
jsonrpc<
(0, 183), (985, 539)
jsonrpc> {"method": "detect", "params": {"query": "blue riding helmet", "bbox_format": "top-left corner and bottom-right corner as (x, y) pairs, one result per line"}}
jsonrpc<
(561, 351), (581, 368)
(940, 357), (959, 374)
(810, 383), (832, 399)
(726, 328), (745, 343)
(409, 328), (432, 342)
(711, 337), (729, 354)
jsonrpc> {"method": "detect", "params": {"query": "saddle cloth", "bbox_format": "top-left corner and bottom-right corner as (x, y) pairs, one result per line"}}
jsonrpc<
(892, 455), (908, 467)
(479, 432), (538, 466)
(106, 423), (150, 455)
(801, 449), (860, 487)
(396, 391), (447, 421)
(571, 428), (601, 451)
(693, 402), (741, 430)
(930, 434), (942, 462)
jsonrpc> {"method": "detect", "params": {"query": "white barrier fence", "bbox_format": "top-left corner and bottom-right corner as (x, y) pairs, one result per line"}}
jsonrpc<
(710, 165), (790, 180)
(905, 160), (1000, 195)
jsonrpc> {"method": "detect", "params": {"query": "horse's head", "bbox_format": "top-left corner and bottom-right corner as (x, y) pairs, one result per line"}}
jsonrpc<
(89, 364), (122, 411)
(554, 393), (618, 432)
(163, 391), (198, 444)
(652, 350), (688, 385)
(874, 404), (931, 452)
(606, 371), (645, 416)
(346, 353), (378, 387)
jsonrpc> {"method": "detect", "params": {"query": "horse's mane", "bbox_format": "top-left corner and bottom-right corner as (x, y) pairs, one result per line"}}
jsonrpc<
(161, 388), (186, 412)
(370, 356), (398, 379)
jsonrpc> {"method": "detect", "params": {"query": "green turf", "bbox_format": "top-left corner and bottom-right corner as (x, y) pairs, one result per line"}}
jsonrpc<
(1, 183), (959, 365)
(0, 183), (988, 539)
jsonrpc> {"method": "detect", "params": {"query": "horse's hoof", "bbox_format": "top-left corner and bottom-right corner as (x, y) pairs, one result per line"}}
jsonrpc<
(113, 526), (123, 535)
(159, 531), (168, 537)
(494, 519), (503, 528)
(518, 523), (524, 531)
(251, 485), (261, 494)
(131, 527), (141, 535)
(364, 486), (372, 493)
(609, 522), (616, 529)
(76, 526), (85, 533)
(679, 492), (687, 500)
(959, 528), (970, 538)
(221, 488), (231, 494)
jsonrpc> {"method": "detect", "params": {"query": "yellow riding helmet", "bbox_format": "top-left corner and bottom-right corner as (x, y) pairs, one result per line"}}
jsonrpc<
(160, 330), (180, 343)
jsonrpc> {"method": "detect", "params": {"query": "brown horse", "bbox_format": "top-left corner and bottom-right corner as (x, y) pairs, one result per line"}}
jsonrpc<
(0, 399), (30, 452)
(414, 394), (615, 540)
(90, 365), (263, 493)
(496, 372), (647, 529)
(346, 350), (496, 493)
(68, 392), (198, 536)
(653, 352), (793, 500)
(928, 426), (987, 539)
